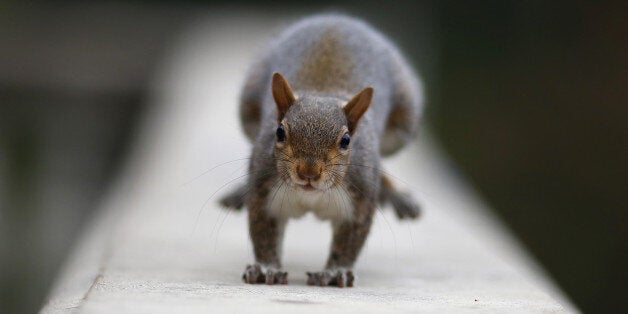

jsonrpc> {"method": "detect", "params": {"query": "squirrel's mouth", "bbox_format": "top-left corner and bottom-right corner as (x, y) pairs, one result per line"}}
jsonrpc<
(301, 183), (316, 191)
(289, 174), (326, 192)
(293, 180), (324, 192)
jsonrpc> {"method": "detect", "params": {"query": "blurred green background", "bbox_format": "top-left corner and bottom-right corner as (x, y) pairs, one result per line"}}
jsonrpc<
(0, 1), (625, 313)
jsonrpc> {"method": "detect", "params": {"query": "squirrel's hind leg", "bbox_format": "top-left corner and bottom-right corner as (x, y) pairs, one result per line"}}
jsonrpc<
(380, 175), (421, 220)
(239, 52), (272, 141)
(380, 52), (423, 157)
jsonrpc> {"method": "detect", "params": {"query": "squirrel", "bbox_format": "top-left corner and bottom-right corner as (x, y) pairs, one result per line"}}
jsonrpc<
(219, 14), (423, 287)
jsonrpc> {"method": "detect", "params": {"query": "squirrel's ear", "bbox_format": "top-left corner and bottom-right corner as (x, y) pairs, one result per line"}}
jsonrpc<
(343, 87), (373, 134)
(272, 72), (296, 120)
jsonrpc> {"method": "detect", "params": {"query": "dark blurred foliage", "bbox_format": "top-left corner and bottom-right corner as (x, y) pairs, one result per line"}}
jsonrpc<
(0, 1), (625, 313)
(0, 2), (194, 313)
(431, 1), (627, 312)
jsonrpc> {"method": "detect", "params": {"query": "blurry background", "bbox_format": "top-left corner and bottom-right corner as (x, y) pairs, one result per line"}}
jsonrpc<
(0, 1), (625, 313)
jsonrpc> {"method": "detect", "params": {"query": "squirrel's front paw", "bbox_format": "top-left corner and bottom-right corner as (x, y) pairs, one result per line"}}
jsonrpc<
(219, 192), (245, 210)
(219, 184), (247, 210)
(391, 191), (420, 220)
(242, 263), (288, 285)
(306, 269), (355, 287)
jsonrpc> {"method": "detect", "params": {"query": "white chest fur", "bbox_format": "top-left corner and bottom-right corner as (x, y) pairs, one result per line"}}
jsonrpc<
(266, 183), (354, 221)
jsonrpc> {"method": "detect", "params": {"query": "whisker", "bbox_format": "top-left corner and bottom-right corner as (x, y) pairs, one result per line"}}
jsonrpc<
(182, 157), (251, 186)
(333, 173), (398, 259)
(194, 168), (274, 233)
(213, 206), (232, 252)
(326, 149), (352, 163)
(327, 163), (406, 184)
(182, 155), (282, 187)
(268, 178), (287, 218)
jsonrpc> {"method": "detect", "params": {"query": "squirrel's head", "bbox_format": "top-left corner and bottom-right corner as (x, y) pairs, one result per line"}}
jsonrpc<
(271, 72), (372, 192)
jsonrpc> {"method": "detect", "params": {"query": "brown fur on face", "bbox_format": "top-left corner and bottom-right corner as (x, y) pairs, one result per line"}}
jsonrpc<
(274, 95), (352, 191)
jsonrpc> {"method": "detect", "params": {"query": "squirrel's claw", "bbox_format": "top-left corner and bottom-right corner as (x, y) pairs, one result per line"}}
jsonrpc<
(242, 263), (288, 285)
(242, 264), (261, 284)
(306, 270), (354, 287)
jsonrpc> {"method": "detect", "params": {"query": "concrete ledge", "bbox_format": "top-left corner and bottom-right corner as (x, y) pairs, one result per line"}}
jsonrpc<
(41, 14), (577, 313)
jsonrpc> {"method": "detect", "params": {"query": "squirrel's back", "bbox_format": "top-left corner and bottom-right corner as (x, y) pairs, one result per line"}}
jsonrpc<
(270, 15), (388, 95)
(240, 14), (423, 156)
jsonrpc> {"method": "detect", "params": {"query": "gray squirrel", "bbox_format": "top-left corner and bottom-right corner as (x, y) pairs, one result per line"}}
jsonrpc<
(220, 14), (423, 287)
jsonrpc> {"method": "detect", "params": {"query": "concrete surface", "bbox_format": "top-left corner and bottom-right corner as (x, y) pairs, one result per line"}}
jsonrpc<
(41, 14), (578, 313)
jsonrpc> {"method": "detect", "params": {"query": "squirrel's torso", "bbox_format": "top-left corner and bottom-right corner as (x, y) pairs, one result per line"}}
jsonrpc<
(223, 14), (423, 286)
(241, 15), (422, 222)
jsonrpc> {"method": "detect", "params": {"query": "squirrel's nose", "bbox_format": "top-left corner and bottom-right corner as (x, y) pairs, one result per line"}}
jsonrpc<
(296, 164), (321, 181)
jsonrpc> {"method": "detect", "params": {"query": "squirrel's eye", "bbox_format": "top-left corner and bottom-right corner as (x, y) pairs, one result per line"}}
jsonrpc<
(340, 133), (350, 149)
(276, 124), (286, 142)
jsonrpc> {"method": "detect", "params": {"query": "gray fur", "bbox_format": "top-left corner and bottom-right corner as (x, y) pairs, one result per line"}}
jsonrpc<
(221, 14), (423, 287)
